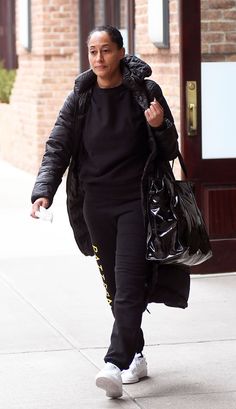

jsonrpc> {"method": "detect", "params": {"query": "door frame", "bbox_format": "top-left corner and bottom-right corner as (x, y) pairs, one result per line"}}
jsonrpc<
(179, 0), (201, 181)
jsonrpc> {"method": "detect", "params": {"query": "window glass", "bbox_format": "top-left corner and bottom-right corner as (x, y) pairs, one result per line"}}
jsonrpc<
(94, 0), (105, 26)
(93, 0), (134, 53)
(119, 0), (129, 52)
(80, 1), (134, 71)
(201, 0), (236, 159)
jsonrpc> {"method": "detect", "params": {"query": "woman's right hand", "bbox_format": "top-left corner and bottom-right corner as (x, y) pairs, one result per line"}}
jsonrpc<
(31, 197), (50, 219)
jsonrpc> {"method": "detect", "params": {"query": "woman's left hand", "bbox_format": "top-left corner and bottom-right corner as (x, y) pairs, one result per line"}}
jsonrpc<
(144, 98), (164, 128)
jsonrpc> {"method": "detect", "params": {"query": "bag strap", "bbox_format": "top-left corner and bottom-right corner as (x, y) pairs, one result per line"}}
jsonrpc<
(144, 80), (189, 180)
(177, 150), (188, 179)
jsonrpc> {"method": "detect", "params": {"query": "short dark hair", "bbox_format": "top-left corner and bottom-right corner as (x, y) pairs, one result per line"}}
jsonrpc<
(87, 25), (124, 49)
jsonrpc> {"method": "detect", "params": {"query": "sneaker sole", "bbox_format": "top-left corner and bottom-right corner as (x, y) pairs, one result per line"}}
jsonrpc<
(96, 376), (122, 398)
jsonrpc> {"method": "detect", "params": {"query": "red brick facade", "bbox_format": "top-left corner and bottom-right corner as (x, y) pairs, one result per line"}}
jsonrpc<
(0, 0), (79, 172)
(201, 0), (236, 61)
(0, 0), (235, 173)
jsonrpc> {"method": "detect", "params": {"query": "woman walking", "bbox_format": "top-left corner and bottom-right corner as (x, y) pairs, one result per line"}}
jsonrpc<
(31, 25), (189, 399)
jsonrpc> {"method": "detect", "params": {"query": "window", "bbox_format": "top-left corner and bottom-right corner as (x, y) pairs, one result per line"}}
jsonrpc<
(79, 0), (135, 71)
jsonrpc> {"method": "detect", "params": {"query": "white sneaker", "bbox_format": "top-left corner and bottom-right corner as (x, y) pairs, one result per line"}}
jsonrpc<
(95, 362), (122, 398)
(121, 354), (147, 384)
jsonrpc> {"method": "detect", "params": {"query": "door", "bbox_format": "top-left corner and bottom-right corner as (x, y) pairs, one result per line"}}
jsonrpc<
(179, 0), (236, 273)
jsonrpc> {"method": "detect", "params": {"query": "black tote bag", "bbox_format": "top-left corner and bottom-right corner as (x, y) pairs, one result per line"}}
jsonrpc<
(146, 153), (212, 266)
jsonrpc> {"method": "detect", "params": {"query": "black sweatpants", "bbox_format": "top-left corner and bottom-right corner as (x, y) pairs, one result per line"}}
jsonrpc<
(83, 192), (149, 370)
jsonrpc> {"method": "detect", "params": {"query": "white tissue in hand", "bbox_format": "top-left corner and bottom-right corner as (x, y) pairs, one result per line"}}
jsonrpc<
(35, 206), (53, 223)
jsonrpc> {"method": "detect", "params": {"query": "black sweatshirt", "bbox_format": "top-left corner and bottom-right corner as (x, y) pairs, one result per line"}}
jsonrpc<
(80, 83), (149, 196)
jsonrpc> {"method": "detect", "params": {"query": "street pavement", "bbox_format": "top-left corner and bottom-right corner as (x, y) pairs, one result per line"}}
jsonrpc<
(0, 159), (236, 409)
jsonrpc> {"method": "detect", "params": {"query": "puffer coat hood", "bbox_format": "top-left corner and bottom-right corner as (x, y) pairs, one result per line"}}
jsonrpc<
(121, 55), (152, 84)
(74, 55), (152, 94)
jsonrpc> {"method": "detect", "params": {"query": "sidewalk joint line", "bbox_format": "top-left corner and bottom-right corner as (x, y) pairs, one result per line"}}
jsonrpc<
(145, 338), (236, 346)
(0, 348), (74, 356)
(138, 389), (236, 400)
(191, 272), (236, 279)
(77, 337), (236, 351)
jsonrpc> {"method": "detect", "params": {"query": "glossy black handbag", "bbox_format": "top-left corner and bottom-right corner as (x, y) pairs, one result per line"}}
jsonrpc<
(146, 153), (212, 266)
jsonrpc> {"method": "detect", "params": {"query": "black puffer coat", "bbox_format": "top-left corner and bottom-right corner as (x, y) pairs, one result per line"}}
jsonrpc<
(31, 55), (190, 308)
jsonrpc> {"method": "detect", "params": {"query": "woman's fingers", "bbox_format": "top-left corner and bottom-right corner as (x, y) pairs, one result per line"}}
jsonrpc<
(31, 197), (49, 218)
(144, 98), (164, 128)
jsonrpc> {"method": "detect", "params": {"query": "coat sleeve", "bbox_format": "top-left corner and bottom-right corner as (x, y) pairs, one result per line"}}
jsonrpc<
(146, 80), (179, 161)
(31, 90), (76, 206)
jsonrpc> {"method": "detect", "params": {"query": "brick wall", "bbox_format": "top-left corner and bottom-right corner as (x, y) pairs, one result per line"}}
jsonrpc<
(0, 0), (181, 174)
(1, 0), (234, 174)
(0, 0), (79, 173)
(201, 0), (236, 61)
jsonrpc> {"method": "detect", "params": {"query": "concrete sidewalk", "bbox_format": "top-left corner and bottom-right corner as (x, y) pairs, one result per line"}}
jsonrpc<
(0, 159), (236, 409)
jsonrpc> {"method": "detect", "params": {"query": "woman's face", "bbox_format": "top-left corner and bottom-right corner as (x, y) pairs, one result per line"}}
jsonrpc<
(88, 31), (125, 84)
